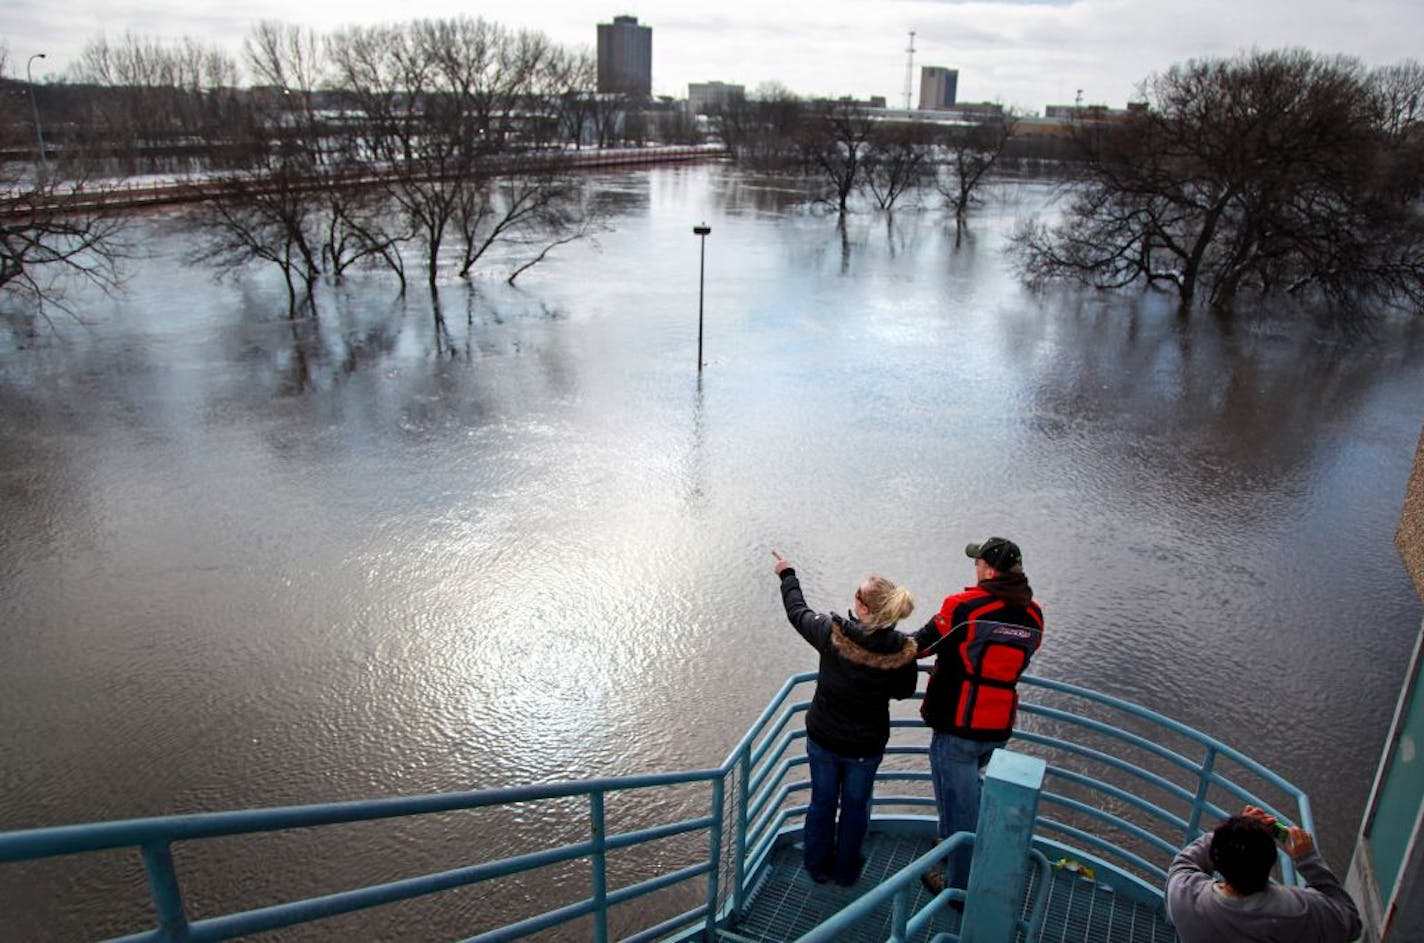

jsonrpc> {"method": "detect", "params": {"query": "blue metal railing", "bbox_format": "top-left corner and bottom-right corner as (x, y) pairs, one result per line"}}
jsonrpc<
(0, 669), (1311, 941)
(730, 671), (1311, 901)
(1017, 674), (1313, 891)
(1, 772), (726, 942)
(790, 840), (1055, 943)
(788, 835), (971, 943)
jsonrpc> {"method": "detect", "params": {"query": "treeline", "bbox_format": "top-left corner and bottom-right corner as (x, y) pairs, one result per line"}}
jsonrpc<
(7, 25), (695, 171)
(1014, 50), (1424, 316)
(3, 19), (1028, 316)
(707, 87), (1022, 217)
(703, 51), (1424, 317)
(1, 21), (703, 313)
(6, 37), (1424, 320)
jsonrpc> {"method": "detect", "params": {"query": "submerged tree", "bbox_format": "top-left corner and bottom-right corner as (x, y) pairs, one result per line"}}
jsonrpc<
(709, 83), (805, 170)
(1012, 49), (1424, 315)
(327, 16), (591, 290)
(864, 121), (935, 212)
(0, 53), (131, 318)
(0, 181), (131, 318)
(183, 16), (594, 311)
(800, 100), (878, 214)
(938, 108), (1020, 223)
(452, 162), (596, 284)
(219, 23), (407, 299)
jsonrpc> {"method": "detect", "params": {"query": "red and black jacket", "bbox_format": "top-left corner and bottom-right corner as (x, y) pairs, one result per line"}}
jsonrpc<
(913, 581), (1043, 741)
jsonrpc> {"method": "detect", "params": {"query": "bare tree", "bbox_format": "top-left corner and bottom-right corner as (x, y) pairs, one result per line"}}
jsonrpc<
(548, 49), (599, 149)
(1370, 60), (1424, 138)
(937, 108), (1020, 222)
(652, 103), (699, 145)
(711, 83), (805, 170)
(327, 20), (454, 289)
(14, 16), (601, 315)
(1369, 61), (1424, 205)
(321, 192), (409, 286)
(1, 53), (132, 318)
(185, 26), (327, 311)
(1, 180), (131, 318)
(187, 178), (322, 313)
(328, 18), (532, 288)
(800, 100), (878, 214)
(1012, 50), (1424, 315)
(327, 16), (594, 289)
(246, 22), (408, 288)
(71, 32), (240, 173)
(864, 121), (935, 211)
(450, 163), (596, 283)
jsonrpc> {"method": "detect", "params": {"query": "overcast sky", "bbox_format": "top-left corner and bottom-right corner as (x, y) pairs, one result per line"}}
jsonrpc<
(4, 0), (1422, 113)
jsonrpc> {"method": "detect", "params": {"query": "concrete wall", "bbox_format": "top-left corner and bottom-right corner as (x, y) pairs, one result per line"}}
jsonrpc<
(1399, 431), (1424, 597)
(1346, 426), (1424, 942)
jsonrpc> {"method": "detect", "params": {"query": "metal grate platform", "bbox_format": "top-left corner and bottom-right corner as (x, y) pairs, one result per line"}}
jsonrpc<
(724, 834), (1179, 943)
(1026, 865), (1179, 943)
(725, 834), (953, 942)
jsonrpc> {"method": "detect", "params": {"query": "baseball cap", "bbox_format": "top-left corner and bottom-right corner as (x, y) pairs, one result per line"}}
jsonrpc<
(965, 537), (1022, 572)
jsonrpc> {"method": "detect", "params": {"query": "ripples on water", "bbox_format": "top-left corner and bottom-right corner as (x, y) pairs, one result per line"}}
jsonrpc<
(1, 166), (1421, 939)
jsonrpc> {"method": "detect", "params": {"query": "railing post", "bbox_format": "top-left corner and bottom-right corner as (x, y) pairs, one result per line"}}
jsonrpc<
(704, 776), (726, 939)
(888, 886), (911, 943)
(141, 841), (190, 943)
(1186, 745), (1218, 841)
(590, 791), (608, 943)
(732, 749), (750, 920)
(960, 750), (1046, 943)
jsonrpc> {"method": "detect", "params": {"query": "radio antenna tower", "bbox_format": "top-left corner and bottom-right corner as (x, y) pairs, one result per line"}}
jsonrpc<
(903, 30), (916, 111)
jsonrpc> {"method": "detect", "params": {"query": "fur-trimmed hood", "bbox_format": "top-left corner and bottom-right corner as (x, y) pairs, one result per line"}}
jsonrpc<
(830, 620), (919, 670)
(777, 567), (921, 756)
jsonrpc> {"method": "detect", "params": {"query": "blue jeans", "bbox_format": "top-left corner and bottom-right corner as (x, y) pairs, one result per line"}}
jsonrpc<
(929, 732), (1003, 889)
(804, 738), (883, 885)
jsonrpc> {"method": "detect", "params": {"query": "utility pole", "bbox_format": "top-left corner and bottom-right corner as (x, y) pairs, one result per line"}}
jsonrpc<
(902, 31), (917, 111)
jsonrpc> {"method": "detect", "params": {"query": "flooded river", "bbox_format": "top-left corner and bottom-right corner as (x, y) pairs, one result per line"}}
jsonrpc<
(1, 164), (1421, 939)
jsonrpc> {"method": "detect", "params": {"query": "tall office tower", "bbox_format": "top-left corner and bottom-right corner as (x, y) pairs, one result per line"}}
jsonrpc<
(597, 15), (653, 97)
(918, 66), (959, 111)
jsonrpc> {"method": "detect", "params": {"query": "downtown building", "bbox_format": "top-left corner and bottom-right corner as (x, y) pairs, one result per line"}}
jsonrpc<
(597, 15), (653, 97)
(918, 66), (959, 111)
(688, 81), (745, 114)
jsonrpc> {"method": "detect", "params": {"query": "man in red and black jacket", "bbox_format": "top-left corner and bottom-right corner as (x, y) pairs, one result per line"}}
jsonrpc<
(913, 537), (1044, 895)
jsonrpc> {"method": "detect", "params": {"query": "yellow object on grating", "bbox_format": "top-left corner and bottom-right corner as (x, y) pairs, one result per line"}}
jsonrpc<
(1052, 858), (1097, 881)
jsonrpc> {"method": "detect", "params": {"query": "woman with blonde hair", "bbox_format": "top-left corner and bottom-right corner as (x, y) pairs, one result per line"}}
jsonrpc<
(771, 549), (919, 886)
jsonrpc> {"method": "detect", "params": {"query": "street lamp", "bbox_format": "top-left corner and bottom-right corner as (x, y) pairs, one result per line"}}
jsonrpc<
(693, 223), (711, 373)
(26, 53), (47, 177)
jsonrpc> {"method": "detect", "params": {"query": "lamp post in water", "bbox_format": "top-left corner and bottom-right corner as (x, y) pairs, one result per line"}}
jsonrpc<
(26, 53), (47, 180)
(693, 223), (710, 372)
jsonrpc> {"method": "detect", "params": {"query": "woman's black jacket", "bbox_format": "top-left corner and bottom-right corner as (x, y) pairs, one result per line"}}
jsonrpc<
(778, 568), (920, 757)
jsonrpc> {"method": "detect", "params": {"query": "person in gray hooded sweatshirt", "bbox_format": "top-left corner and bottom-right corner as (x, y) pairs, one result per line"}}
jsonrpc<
(1166, 804), (1360, 943)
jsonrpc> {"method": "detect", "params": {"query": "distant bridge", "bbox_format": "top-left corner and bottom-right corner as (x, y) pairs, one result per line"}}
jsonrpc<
(0, 145), (730, 219)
